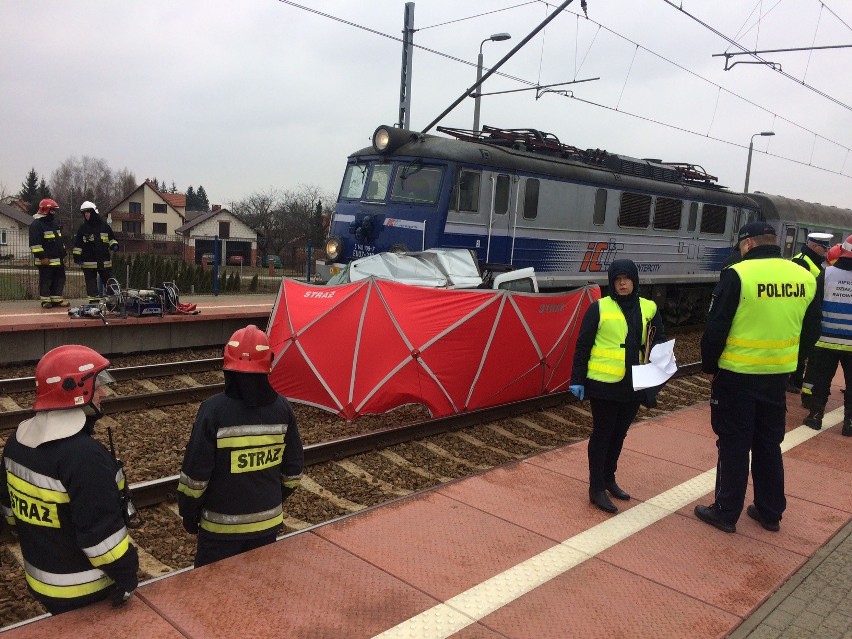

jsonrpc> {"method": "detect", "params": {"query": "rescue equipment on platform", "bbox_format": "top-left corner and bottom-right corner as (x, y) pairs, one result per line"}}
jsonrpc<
(67, 279), (199, 321)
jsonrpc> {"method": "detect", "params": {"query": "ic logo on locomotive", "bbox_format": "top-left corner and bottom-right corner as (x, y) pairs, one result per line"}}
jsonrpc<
(579, 241), (622, 272)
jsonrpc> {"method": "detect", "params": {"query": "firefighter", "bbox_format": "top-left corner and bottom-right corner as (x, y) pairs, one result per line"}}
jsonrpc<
(569, 259), (667, 514)
(0, 345), (139, 614)
(73, 201), (119, 304)
(787, 232), (832, 393)
(29, 198), (68, 308)
(697, 222), (819, 533)
(178, 325), (304, 567)
(801, 235), (852, 436)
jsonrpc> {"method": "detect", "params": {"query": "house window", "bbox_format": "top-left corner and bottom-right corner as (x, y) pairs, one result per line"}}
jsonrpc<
(129, 202), (142, 215)
(0, 229), (6, 245)
(122, 221), (142, 234)
(219, 221), (231, 239)
(152, 222), (167, 235)
(153, 203), (167, 214)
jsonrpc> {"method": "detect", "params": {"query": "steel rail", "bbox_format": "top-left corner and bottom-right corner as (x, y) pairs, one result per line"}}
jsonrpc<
(0, 358), (224, 394)
(129, 362), (704, 507)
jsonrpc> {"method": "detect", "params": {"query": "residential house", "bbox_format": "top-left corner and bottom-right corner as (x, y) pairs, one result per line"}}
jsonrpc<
(0, 201), (34, 260)
(107, 180), (186, 255)
(175, 205), (258, 266)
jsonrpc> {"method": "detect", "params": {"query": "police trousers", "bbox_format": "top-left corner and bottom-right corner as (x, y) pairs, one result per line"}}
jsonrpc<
(801, 345), (852, 414)
(710, 370), (787, 524)
(194, 532), (277, 568)
(588, 397), (640, 493)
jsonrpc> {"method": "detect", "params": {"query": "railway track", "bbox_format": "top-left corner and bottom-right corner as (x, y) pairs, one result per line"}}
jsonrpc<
(0, 346), (709, 628)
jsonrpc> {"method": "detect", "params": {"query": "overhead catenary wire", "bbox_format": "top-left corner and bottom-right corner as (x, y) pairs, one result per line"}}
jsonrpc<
(276, 0), (851, 181)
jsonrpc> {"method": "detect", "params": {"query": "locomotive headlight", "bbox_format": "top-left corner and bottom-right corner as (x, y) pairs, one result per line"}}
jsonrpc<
(373, 127), (392, 152)
(325, 236), (344, 261)
(372, 125), (418, 154)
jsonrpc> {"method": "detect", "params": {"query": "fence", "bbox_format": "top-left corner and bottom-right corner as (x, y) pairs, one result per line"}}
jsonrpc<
(0, 235), (316, 302)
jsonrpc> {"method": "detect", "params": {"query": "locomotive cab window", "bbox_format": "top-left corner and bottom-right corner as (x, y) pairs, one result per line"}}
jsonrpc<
(340, 163), (369, 200)
(700, 204), (727, 234)
(454, 169), (481, 212)
(653, 197), (682, 231)
(618, 192), (651, 228)
(523, 179), (539, 220)
(365, 164), (393, 201)
(391, 164), (444, 204)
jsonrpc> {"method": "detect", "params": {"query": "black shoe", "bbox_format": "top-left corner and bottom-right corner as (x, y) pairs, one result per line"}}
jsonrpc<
(746, 505), (780, 532)
(589, 489), (617, 514)
(842, 420), (852, 437)
(605, 481), (630, 501)
(804, 409), (823, 430)
(694, 504), (736, 533)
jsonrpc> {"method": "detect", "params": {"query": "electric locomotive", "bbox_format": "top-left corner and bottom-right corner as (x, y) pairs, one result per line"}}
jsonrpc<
(320, 124), (850, 323)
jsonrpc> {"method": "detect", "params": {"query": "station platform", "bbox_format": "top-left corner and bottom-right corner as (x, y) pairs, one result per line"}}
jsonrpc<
(0, 293), (278, 365)
(3, 376), (851, 638)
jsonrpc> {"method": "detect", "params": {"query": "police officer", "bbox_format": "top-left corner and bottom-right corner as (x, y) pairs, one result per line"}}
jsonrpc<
(801, 234), (852, 436)
(569, 259), (667, 514)
(29, 198), (68, 308)
(0, 345), (139, 614)
(178, 325), (304, 567)
(72, 201), (119, 304)
(788, 232), (833, 393)
(697, 221), (819, 533)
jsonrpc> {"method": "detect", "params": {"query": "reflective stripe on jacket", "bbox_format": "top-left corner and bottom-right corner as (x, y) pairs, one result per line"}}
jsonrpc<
(586, 297), (657, 382)
(791, 252), (820, 278)
(720, 259), (816, 373)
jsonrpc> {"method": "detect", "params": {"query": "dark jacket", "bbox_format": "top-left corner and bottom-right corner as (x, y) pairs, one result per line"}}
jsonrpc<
(73, 212), (118, 267)
(0, 428), (138, 611)
(701, 243), (822, 375)
(178, 379), (304, 540)
(29, 213), (66, 266)
(570, 259), (667, 404)
(791, 244), (825, 274)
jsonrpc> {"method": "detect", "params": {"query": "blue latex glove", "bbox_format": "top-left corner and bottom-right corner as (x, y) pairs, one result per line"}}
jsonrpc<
(569, 384), (585, 400)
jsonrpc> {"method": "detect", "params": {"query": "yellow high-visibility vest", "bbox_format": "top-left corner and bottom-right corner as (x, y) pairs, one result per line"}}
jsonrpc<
(587, 296), (657, 382)
(720, 258), (816, 373)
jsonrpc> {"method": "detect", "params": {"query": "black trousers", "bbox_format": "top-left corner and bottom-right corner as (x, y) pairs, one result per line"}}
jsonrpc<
(710, 370), (787, 524)
(588, 397), (640, 493)
(83, 266), (114, 301)
(194, 532), (277, 568)
(37, 265), (65, 303)
(801, 345), (852, 413)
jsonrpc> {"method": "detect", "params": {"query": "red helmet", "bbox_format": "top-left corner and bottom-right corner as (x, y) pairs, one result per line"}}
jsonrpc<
(827, 244), (842, 265)
(841, 236), (852, 259)
(38, 198), (59, 214)
(223, 325), (272, 373)
(33, 345), (111, 411)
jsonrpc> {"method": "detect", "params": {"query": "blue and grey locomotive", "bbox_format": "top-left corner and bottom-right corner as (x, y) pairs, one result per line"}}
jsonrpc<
(320, 124), (851, 321)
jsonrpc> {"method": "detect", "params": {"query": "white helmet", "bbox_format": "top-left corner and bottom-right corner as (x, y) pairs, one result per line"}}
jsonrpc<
(80, 201), (99, 215)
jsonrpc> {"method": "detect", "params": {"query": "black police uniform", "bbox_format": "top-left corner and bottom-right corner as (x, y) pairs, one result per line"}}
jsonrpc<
(789, 243), (826, 391)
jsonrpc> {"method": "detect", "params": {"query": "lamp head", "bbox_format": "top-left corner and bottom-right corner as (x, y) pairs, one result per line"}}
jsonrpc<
(490, 33), (511, 42)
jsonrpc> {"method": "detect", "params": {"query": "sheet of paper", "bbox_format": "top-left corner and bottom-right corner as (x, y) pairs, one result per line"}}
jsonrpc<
(632, 339), (677, 390)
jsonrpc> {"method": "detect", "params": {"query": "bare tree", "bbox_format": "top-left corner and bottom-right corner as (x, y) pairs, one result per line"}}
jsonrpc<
(50, 156), (136, 233)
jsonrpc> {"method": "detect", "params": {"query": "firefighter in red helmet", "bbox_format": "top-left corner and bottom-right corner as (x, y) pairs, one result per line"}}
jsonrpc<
(178, 325), (304, 567)
(801, 235), (852, 436)
(0, 345), (139, 614)
(29, 199), (69, 308)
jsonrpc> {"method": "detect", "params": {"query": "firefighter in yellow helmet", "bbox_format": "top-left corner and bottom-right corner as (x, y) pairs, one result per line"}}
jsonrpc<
(178, 325), (303, 567)
(698, 222), (819, 534)
(0, 345), (139, 614)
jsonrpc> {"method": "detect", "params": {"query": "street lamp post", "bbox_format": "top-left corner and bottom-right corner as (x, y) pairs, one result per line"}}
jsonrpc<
(473, 32), (511, 133)
(744, 131), (775, 193)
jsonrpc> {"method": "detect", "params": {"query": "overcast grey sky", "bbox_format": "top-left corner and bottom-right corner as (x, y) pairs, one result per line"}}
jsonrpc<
(2, 0), (850, 209)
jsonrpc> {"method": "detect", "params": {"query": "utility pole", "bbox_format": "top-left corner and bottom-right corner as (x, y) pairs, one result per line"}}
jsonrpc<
(397, 2), (415, 130)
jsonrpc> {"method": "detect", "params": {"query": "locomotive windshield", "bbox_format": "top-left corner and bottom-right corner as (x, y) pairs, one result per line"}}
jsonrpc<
(340, 163), (368, 199)
(390, 164), (443, 204)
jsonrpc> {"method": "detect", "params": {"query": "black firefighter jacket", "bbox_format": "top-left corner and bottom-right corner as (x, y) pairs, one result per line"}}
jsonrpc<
(0, 430), (139, 610)
(178, 393), (304, 540)
(73, 213), (118, 268)
(29, 214), (66, 266)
